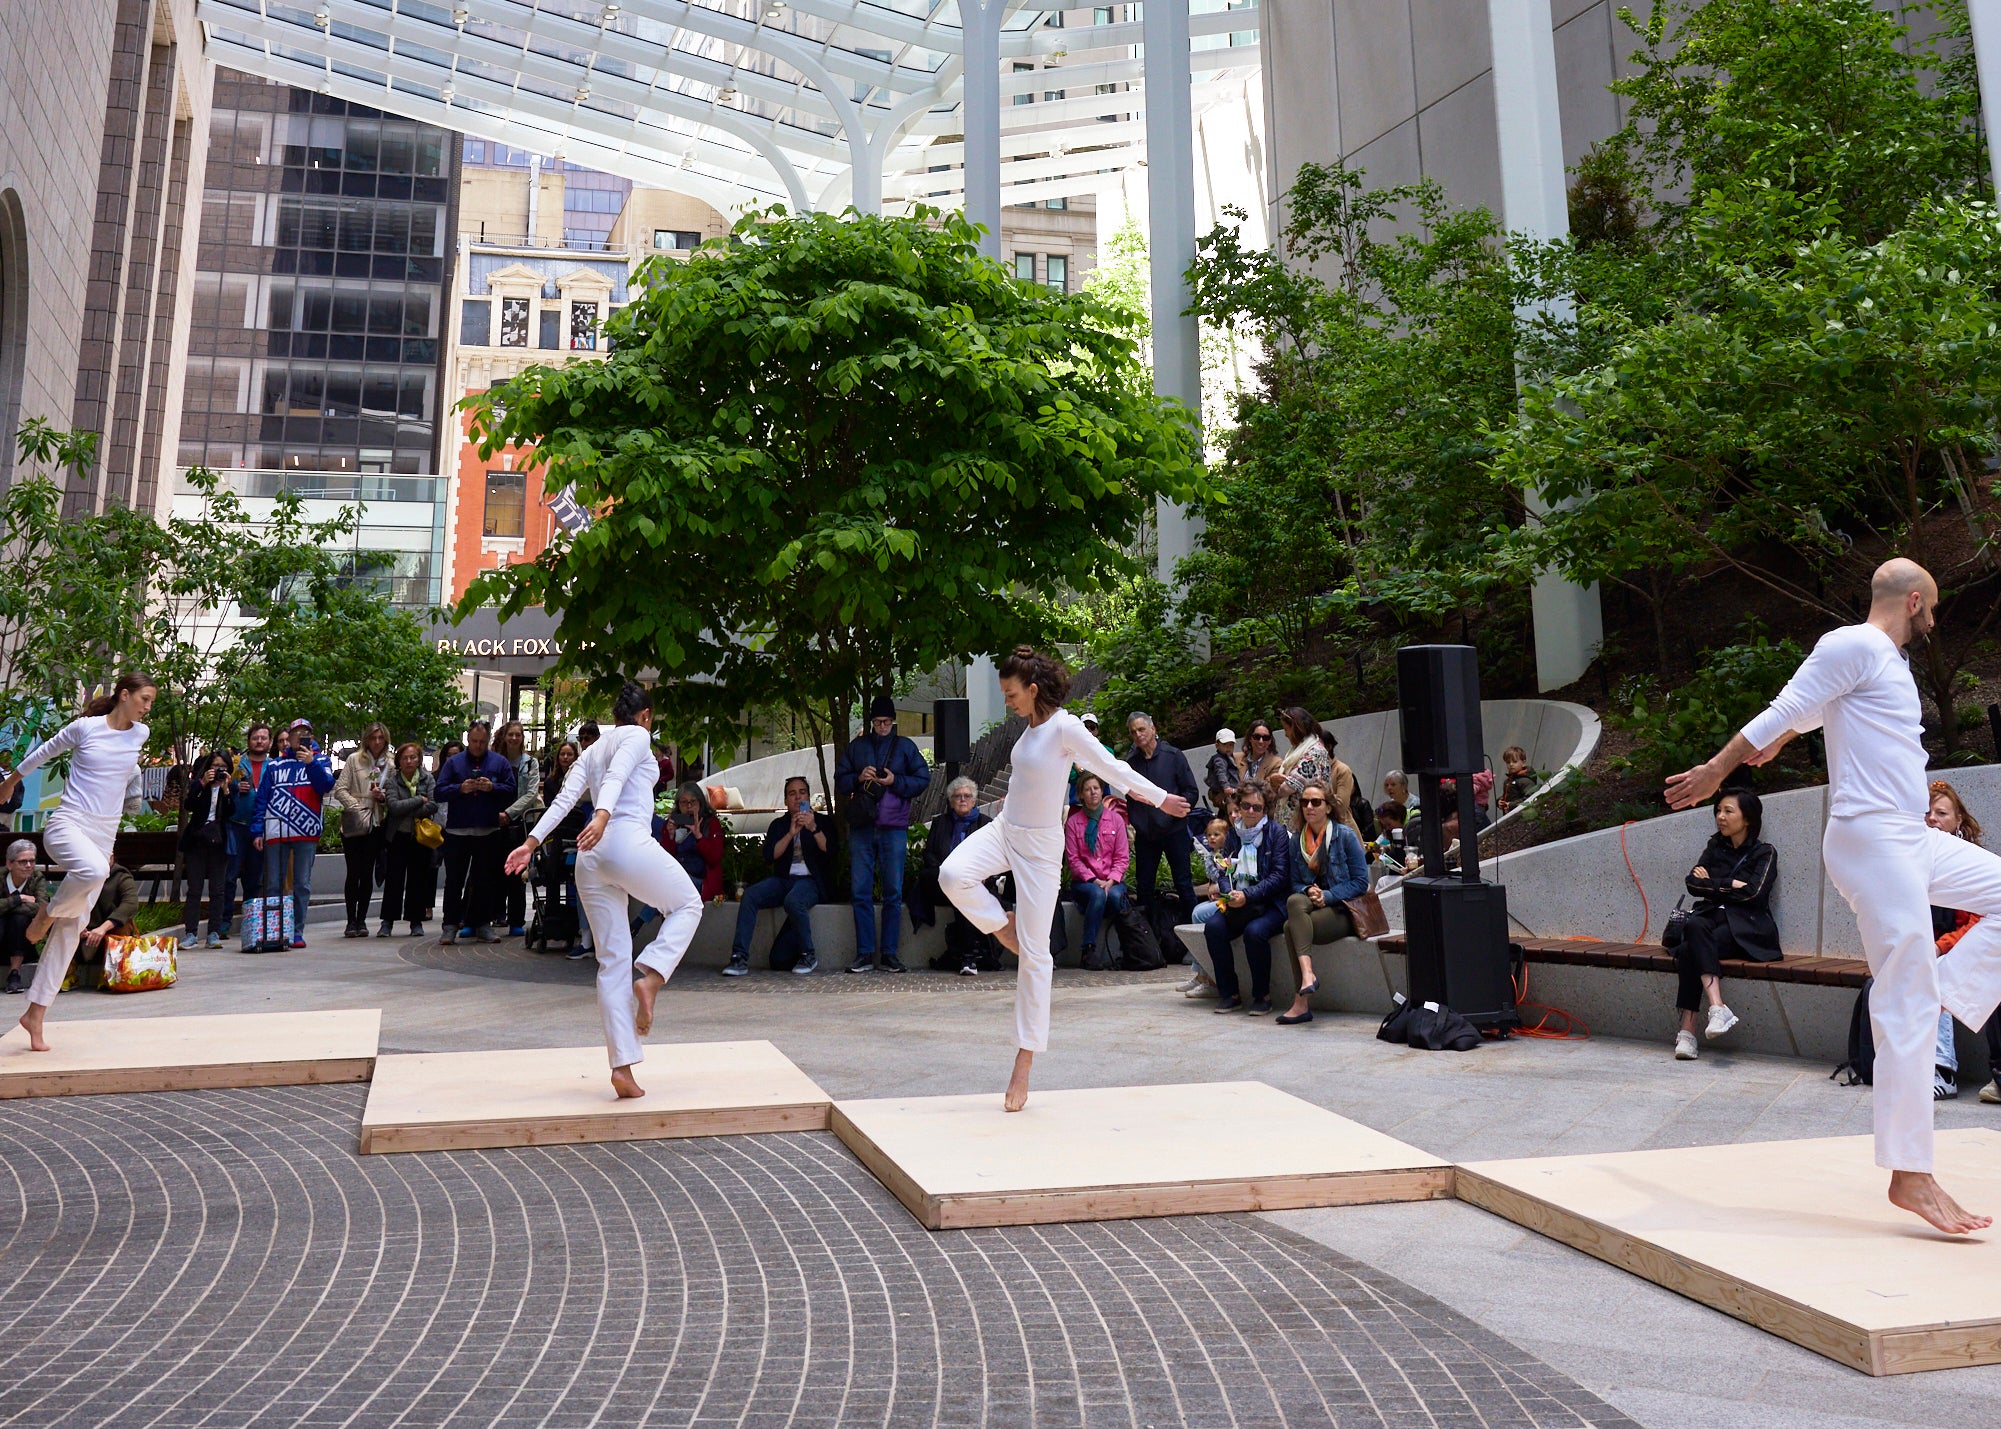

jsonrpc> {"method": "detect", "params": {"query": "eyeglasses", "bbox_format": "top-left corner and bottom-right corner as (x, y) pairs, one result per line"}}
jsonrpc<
(1248, 732), (1272, 741)
(1299, 797), (1326, 807)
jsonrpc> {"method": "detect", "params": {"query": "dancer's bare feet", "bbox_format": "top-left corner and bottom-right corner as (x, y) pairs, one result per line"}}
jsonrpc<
(1889, 1170), (1992, 1235)
(994, 913), (1020, 958)
(18, 1004), (48, 1053)
(634, 967), (666, 1036)
(1004, 1048), (1032, 1112)
(610, 1065), (645, 1099)
(24, 910), (51, 946)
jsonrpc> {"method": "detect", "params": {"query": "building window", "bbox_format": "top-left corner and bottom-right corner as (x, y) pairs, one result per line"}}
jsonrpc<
(1046, 255), (1068, 293)
(1094, 6), (1115, 23)
(569, 301), (598, 350)
(1012, 62), (1034, 106)
(1047, 198), (1068, 210)
(539, 308), (561, 349)
(653, 229), (702, 250)
(484, 469), (527, 538)
(459, 299), (490, 347)
(462, 138), (486, 163)
(499, 296), (530, 347)
(1014, 253), (1037, 283)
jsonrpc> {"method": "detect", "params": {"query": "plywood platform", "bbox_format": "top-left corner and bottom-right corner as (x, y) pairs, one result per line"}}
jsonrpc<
(0, 1009), (379, 1098)
(831, 1081), (1453, 1230)
(359, 1040), (832, 1153)
(1458, 1129), (2001, 1376)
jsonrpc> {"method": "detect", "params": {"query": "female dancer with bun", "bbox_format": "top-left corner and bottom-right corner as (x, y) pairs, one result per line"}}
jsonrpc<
(0, 672), (156, 1051)
(940, 647), (1191, 1110)
(504, 681), (702, 1098)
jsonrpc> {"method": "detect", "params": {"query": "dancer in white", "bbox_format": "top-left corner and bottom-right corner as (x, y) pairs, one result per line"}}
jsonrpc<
(0, 673), (156, 1052)
(1668, 560), (2001, 1234)
(504, 681), (702, 1099)
(939, 647), (1191, 1111)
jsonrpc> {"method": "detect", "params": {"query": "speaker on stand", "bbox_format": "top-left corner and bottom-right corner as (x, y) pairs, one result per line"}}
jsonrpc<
(1395, 645), (1517, 1032)
(933, 698), (971, 785)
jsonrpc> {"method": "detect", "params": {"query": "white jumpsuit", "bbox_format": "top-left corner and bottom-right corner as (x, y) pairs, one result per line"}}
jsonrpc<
(1744, 623), (2001, 1172)
(939, 709), (1169, 1052)
(530, 723), (702, 1068)
(16, 716), (149, 1006)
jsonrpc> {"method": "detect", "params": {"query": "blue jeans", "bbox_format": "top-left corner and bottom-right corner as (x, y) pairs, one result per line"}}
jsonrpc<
(263, 840), (318, 940)
(1192, 899), (1223, 926)
(734, 874), (820, 962)
(850, 826), (907, 959)
(1068, 879), (1127, 948)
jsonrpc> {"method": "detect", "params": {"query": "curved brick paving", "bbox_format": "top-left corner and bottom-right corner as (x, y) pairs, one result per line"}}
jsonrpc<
(0, 1085), (1637, 1428)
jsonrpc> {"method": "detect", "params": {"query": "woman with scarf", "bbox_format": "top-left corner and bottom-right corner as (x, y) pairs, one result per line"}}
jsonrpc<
(913, 776), (996, 975)
(377, 741), (439, 938)
(1063, 773), (1131, 971)
(1276, 780), (1371, 1026)
(1200, 782), (1292, 1016)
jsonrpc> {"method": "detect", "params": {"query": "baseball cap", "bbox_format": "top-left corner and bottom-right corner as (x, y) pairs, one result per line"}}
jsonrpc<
(1216, 728), (1237, 744)
(1081, 712), (1099, 727)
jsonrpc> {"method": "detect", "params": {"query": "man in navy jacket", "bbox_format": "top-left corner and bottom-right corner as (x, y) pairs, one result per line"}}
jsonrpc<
(435, 720), (517, 944)
(1202, 783), (1291, 1014)
(835, 696), (931, 973)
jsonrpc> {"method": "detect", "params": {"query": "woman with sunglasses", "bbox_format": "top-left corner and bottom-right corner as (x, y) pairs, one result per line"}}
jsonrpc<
(1277, 781), (1370, 1025)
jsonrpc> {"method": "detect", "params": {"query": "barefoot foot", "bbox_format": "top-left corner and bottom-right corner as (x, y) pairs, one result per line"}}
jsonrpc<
(1003, 1048), (1032, 1113)
(18, 1005), (48, 1053)
(634, 968), (666, 1035)
(1889, 1170), (1992, 1235)
(994, 914), (1020, 959)
(610, 1066), (646, 1099)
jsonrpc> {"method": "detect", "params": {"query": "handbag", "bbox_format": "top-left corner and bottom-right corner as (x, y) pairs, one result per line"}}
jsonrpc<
(1662, 895), (1689, 950)
(413, 816), (444, 849)
(1341, 887), (1390, 940)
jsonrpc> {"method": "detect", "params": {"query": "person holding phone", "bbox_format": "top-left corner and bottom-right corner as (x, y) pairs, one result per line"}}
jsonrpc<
(250, 718), (335, 950)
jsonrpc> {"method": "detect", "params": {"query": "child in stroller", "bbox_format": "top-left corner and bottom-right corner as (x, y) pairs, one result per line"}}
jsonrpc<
(524, 805), (591, 955)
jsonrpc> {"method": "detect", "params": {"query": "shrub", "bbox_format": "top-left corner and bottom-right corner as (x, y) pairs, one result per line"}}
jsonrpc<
(1613, 629), (1805, 780)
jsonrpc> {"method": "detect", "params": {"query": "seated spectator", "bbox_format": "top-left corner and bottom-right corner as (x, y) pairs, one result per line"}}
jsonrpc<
(2, 840), (47, 995)
(660, 782), (724, 900)
(1204, 728), (1244, 808)
(1277, 781), (1372, 1026)
(1064, 773), (1131, 971)
(1926, 781), (1996, 1102)
(1498, 745), (1537, 813)
(1382, 769), (1410, 808)
(66, 857), (141, 986)
(1202, 785), (1291, 1015)
(1192, 817), (1234, 927)
(727, 776), (836, 976)
(1375, 801), (1409, 870)
(1471, 768), (1495, 820)
(1671, 788), (1778, 1061)
(912, 776), (1001, 975)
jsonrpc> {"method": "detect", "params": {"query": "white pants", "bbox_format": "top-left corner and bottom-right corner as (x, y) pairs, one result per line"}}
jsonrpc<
(575, 822), (702, 1069)
(940, 819), (1063, 1052)
(29, 812), (118, 1007)
(1825, 815), (2001, 1172)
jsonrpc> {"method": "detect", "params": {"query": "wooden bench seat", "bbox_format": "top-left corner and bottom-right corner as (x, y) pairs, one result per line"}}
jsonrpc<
(1378, 935), (1870, 990)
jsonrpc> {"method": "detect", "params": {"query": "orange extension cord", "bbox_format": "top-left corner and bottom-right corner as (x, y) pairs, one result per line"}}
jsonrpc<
(1492, 823), (1651, 1043)
(1621, 820), (1651, 943)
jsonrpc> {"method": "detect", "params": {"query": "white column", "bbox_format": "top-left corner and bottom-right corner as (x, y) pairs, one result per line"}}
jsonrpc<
(963, 0), (1004, 258)
(1970, 2), (2001, 199)
(1143, 0), (1202, 587)
(1489, 0), (1602, 692)
(968, 654), (1004, 735)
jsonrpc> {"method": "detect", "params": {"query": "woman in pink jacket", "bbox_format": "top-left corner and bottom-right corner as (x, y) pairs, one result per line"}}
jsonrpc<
(1063, 773), (1131, 971)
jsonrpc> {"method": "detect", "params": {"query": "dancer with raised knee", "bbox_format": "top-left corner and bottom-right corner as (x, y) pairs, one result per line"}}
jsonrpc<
(0, 673), (155, 1052)
(1668, 559), (2001, 1234)
(938, 647), (1191, 1111)
(504, 681), (701, 1099)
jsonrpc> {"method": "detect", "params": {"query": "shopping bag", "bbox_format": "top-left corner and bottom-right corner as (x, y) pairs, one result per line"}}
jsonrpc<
(102, 934), (178, 993)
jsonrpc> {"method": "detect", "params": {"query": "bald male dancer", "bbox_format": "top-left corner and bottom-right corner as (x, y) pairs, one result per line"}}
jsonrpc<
(1668, 559), (2001, 1234)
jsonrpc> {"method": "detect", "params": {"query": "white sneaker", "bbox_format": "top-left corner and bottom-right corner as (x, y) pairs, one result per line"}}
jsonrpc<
(1183, 973), (1216, 999)
(1705, 1004), (1739, 1040)
(1674, 1031), (1698, 1061)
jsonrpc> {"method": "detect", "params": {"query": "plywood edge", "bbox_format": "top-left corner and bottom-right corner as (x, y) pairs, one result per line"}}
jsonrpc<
(0, 1055), (376, 1100)
(1872, 1319), (2001, 1375)
(931, 1165), (1456, 1230)
(1454, 1167), (1877, 1375)
(829, 1105), (943, 1230)
(358, 1099), (830, 1155)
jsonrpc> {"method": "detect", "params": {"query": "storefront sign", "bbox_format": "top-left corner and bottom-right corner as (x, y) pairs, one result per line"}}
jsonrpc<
(435, 635), (562, 658)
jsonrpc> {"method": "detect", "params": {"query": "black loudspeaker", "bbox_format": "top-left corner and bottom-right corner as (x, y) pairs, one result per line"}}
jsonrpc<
(933, 698), (971, 764)
(1401, 877), (1517, 1029)
(1398, 645), (1484, 775)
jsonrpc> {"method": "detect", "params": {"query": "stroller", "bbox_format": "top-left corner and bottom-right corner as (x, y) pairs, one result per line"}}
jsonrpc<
(524, 808), (590, 955)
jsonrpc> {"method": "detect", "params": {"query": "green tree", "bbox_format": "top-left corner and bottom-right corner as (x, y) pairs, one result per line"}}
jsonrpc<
(458, 206), (1204, 791)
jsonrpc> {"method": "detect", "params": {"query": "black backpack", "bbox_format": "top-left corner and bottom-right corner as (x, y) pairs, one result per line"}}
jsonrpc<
(1832, 977), (1875, 1086)
(1349, 785), (1377, 842)
(1110, 899), (1166, 970)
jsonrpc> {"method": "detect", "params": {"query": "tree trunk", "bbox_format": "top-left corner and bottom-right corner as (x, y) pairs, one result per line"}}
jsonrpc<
(1921, 637), (1960, 754)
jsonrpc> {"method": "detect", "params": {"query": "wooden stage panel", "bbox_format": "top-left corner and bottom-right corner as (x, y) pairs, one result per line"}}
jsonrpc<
(359, 1040), (833, 1154)
(830, 1081), (1454, 1230)
(0, 1009), (380, 1098)
(1457, 1129), (2001, 1376)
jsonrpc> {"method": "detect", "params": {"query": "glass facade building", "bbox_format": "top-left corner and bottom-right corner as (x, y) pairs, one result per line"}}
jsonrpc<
(177, 70), (458, 606)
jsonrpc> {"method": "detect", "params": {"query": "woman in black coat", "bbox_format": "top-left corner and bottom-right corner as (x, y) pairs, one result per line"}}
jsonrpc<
(179, 752), (235, 946)
(1672, 787), (1778, 1060)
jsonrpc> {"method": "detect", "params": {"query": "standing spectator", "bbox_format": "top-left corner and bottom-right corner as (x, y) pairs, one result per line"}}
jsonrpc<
(1069, 711), (1119, 808)
(1276, 781), (1370, 1026)
(1204, 728), (1244, 808)
(179, 752), (233, 948)
(0, 751), (21, 831)
(836, 696), (931, 973)
(542, 741), (579, 804)
(378, 741), (438, 938)
(910, 776), (997, 975)
(2, 840), (47, 994)
(251, 720), (335, 950)
(226, 723), (276, 940)
(1926, 781), (1994, 1101)
(435, 721), (517, 946)
(576, 721), (600, 753)
(494, 720), (543, 936)
(1122, 711), (1201, 928)
(660, 782), (724, 900)
(1202, 785), (1291, 1016)
(330, 722), (391, 938)
(727, 775), (836, 975)
(1270, 707), (1357, 838)
(1063, 773), (1130, 970)
(1241, 721), (1283, 814)
(1670, 788), (1779, 1060)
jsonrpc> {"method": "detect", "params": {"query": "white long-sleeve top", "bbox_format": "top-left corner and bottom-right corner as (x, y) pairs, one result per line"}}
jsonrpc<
(1740, 622), (1926, 820)
(1003, 709), (1171, 830)
(530, 723), (654, 842)
(18, 716), (150, 825)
